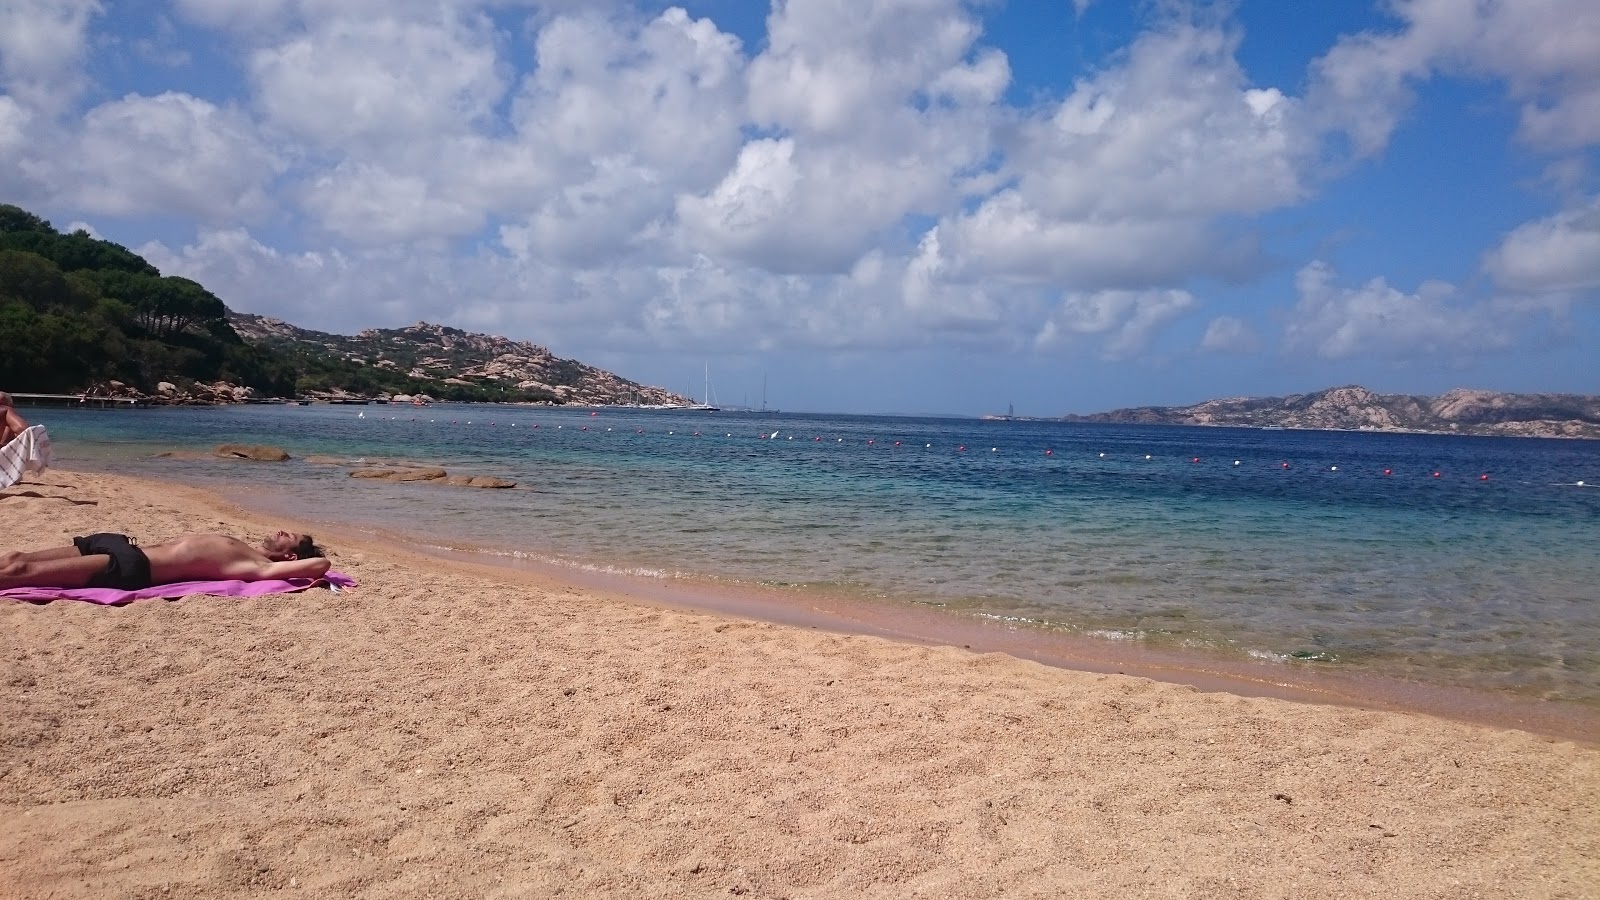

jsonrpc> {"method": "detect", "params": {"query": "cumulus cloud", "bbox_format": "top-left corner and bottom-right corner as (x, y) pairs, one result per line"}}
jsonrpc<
(934, 20), (1308, 292)
(680, 0), (1006, 272)
(249, 12), (506, 153)
(1201, 316), (1261, 354)
(505, 7), (747, 262)
(1283, 261), (1511, 360)
(1483, 196), (1600, 295)
(51, 92), (281, 220)
(1308, 0), (1600, 154)
(0, 0), (101, 110)
(1036, 289), (1196, 360)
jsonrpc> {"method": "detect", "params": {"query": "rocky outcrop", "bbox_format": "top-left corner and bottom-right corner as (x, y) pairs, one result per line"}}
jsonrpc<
(1063, 386), (1600, 439)
(214, 444), (291, 461)
(348, 467), (516, 488)
(441, 475), (516, 489)
(229, 312), (690, 407)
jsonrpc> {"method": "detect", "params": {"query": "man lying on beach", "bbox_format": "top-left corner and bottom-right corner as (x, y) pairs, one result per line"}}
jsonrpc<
(0, 531), (330, 591)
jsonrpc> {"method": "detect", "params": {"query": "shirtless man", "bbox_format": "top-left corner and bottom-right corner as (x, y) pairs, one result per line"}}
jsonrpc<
(0, 391), (29, 446)
(0, 531), (331, 591)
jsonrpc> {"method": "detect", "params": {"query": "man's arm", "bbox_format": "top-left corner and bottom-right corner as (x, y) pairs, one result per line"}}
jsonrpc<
(258, 556), (332, 581)
(1, 406), (27, 442)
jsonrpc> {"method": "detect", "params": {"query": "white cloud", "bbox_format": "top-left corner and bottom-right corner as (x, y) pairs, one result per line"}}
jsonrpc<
(1483, 196), (1600, 295)
(934, 191), (1221, 289)
(51, 92), (281, 220)
(0, 94), (29, 156)
(1308, 0), (1600, 154)
(504, 8), (747, 262)
(0, 0), (101, 110)
(1013, 24), (1308, 219)
(1201, 316), (1261, 354)
(1283, 260), (1511, 360)
(932, 21), (1308, 292)
(301, 162), (484, 244)
(679, 0), (1005, 272)
(249, 12), (506, 154)
(1037, 289), (1196, 360)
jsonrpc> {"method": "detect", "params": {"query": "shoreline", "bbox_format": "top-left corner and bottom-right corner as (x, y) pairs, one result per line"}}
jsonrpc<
(42, 464), (1600, 744)
(149, 467), (1600, 745)
(4, 470), (1599, 896)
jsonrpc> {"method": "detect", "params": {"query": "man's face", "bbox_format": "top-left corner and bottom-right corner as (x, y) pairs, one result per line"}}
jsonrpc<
(262, 531), (304, 558)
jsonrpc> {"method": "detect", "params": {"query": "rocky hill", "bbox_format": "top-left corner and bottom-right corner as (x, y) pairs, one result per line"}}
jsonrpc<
(1062, 385), (1600, 439)
(228, 313), (690, 406)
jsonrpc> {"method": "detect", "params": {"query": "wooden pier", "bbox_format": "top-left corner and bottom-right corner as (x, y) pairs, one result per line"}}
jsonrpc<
(10, 392), (151, 409)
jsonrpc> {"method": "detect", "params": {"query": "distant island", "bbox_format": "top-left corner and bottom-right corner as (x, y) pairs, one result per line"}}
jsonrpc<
(1060, 385), (1600, 440)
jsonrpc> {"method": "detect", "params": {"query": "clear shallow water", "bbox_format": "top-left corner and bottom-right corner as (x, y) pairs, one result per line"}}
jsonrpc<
(31, 403), (1600, 703)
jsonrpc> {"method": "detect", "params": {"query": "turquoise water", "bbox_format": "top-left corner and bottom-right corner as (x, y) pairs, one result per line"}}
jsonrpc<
(29, 403), (1600, 703)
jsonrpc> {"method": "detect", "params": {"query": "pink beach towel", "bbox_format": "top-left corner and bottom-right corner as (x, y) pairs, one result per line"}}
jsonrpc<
(0, 572), (357, 605)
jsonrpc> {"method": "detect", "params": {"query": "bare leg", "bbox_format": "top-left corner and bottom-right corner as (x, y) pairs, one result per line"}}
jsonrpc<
(0, 553), (111, 589)
(3, 546), (85, 564)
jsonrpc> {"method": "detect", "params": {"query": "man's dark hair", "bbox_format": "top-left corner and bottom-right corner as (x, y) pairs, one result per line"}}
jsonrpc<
(294, 535), (324, 559)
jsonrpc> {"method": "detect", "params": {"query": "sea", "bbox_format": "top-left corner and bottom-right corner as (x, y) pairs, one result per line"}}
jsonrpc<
(25, 402), (1600, 712)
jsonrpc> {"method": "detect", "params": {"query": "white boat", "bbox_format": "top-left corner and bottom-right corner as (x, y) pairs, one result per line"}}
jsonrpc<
(685, 363), (720, 411)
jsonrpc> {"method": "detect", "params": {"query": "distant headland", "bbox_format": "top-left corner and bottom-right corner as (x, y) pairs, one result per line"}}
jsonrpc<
(1057, 385), (1600, 440)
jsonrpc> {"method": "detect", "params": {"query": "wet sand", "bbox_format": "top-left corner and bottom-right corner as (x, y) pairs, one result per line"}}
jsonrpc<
(2, 470), (1597, 898)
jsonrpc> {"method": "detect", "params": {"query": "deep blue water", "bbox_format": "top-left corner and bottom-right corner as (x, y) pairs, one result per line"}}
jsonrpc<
(27, 403), (1600, 702)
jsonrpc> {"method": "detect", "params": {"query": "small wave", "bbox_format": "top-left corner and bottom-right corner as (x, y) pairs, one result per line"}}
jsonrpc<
(1082, 629), (1140, 641)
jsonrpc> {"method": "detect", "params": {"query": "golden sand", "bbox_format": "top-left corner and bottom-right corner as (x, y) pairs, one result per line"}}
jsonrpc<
(3, 471), (1597, 898)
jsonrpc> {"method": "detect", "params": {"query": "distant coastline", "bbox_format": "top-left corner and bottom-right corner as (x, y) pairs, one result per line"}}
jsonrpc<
(1054, 384), (1600, 440)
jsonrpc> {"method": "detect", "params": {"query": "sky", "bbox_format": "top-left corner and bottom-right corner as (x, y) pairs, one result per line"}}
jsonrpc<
(1, 0), (1597, 415)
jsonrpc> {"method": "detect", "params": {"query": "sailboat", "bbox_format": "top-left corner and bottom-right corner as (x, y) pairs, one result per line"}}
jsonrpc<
(685, 363), (720, 411)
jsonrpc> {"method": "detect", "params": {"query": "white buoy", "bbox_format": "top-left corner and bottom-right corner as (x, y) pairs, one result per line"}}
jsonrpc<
(926, 443), (932, 448)
(1145, 454), (1151, 460)
(1330, 465), (1338, 471)
(991, 447), (998, 452)
(1233, 460), (1240, 466)
(1099, 452), (1105, 458)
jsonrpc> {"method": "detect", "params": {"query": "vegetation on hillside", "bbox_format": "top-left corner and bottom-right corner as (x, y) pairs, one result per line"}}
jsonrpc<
(0, 203), (588, 402)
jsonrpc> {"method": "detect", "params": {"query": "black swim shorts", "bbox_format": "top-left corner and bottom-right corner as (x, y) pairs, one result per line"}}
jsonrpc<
(72, 533), (153, 590)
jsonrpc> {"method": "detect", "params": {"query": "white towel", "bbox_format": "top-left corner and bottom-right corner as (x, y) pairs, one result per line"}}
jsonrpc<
(0, 425), (51, 489)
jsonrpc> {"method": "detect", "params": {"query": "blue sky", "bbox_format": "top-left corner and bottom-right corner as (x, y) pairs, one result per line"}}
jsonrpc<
(2, 0), (1597, 414)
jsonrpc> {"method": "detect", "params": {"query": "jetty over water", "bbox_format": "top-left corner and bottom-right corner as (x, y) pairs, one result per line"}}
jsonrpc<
(10, 392), (151, 409)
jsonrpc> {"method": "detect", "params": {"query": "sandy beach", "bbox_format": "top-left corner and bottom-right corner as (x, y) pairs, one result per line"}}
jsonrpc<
(2, 470), (1597, 899)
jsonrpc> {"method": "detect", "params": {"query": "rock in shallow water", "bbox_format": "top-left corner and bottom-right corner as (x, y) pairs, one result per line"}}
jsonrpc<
(213, 444), (291, 461)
